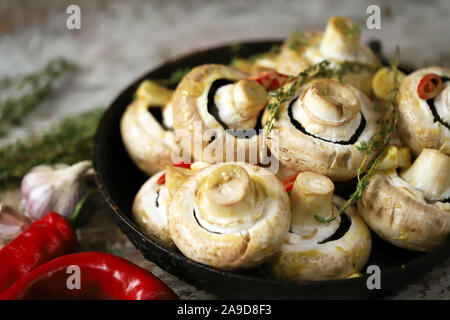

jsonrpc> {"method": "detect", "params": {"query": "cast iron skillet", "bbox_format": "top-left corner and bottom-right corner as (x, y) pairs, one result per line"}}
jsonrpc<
(93, 40), (450, 299)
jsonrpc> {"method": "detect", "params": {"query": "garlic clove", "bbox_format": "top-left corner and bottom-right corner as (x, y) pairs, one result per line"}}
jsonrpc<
(0, 204), (31, 242)
(21, 160), (93, 220)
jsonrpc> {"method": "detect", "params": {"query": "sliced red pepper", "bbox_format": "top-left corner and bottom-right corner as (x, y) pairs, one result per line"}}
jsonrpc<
(0, 252), (177, 300)
(249, 71), (290, 91)
(173, 161), (191, 169)
(0, 212), (76, 293)
(284, 181), (295, 193)
(156, 162), (191, 185)
(417, 73), (443, 100)
(281, 174), (298, 193)
(156, 173), (166, 185)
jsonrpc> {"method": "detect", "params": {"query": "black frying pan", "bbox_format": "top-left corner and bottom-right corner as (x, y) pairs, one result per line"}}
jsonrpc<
(93, 40), (450, 299)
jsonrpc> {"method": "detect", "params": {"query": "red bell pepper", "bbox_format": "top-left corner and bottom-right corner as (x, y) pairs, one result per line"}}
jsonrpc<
(417, 73), (443, 100)
(249, 71), (290, 91)
(0, 212), (76, 293)
(0, 252), (178, 300)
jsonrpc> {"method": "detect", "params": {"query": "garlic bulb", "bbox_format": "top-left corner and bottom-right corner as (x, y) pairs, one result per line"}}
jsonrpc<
(0, 204), (31, 242)
(21, 160), (92, 221)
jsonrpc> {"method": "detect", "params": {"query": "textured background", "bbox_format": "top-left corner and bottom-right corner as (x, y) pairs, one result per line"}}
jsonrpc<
(0, 0), (449, 299)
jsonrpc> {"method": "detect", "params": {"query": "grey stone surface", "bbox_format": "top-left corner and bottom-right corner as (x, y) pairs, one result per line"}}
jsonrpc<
(0, 0), (449, 299)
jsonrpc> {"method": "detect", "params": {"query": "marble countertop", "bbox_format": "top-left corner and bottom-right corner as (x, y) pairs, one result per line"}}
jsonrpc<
(0, 0), (449, 299)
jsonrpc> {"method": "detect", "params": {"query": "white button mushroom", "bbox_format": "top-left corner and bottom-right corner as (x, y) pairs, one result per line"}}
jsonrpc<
(264, 78), (381, 181)
(121, 81), (177, 176)
(397, 66), (450, 156)
(358, 148), (450, 251)
(168, 163), (291, 270)
(171, 64), (267, 164)
(268, 171), (372, 281)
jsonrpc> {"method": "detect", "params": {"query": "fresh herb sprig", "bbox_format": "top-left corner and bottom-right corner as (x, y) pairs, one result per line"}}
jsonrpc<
(0, 108), (104, 188)
(289, 31), (309, 50)
(263, 59), (378, 136)
(343, 25), (361, 39)
(314, 49), (401, 223)
(0, 57), (77, 135)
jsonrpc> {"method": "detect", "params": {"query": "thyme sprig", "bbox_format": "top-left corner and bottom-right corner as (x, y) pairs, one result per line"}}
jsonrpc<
(0, 108), (104, 188)
(263, 59), (379, 136)
(314, 48), (401, 223)
(0, 57), (77, 135)
(343, 25), (361, 39)
(289, 31), (309, 50)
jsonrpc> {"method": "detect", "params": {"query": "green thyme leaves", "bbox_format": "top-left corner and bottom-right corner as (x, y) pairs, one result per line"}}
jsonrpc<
(0, 57), (78, 136)
(0, 108), (104, 188)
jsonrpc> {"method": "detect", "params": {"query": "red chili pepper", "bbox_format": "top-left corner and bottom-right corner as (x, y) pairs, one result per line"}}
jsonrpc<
(249, 71), (290, 91)
(0, 212), (76, 293)
(417, 73), (443, 100)
(281, 174), (298, 193)
(0, 252), (178, 300)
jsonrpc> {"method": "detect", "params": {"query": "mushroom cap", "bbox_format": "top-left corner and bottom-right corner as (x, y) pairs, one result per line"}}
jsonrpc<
(132, 171), (175, 248)
(167, 162), (291, 270)
(121, 84), (177, 175)
(171, 64), (265, 165)
(268, 196), (371, 281)
(397, 66), (450, 156)
(264, 79), (381, 181)
(357, 170), (450, 252)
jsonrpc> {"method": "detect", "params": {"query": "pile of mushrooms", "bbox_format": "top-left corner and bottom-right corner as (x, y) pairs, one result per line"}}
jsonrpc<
(245, 16), (381, 96)
(120, 15), (450, 283)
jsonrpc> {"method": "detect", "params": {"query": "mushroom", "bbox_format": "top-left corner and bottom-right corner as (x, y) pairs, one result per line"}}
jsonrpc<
(171, 64), (268, 165)
(133, 170), (174, 248)
(268, 172), (372, 281)
(121, 80), (178, 176)
(263, 78), (381, 181)
(132, 164), (194, 248)
(274, 17), (380, 96)
(357, 148), (450, 251)
(397, 66), (450, 156)
(167, 163), (291, 270)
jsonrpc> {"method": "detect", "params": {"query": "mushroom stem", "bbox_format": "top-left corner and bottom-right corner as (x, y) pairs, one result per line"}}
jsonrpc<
(136, 80), (173, 106)
(290, 172), (335, 229)
(301, 79), (360, 126)
(320, 16), (361, 56)
(215, 79), (267, 130)
(195, 164), (260, 227)
(400, 148), (450, 201)
(233, 79), (268, 119)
